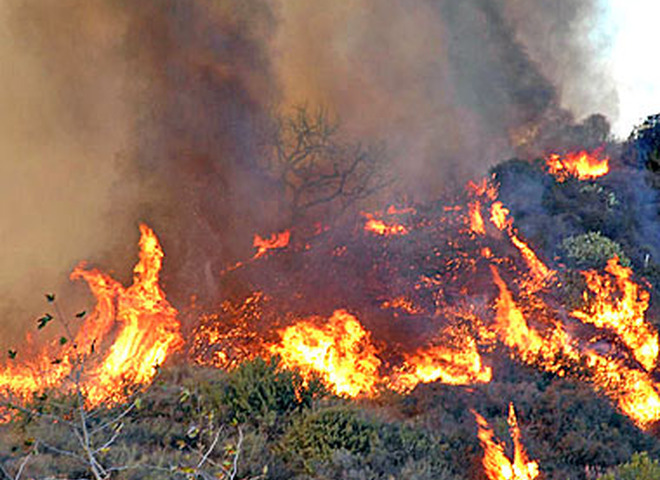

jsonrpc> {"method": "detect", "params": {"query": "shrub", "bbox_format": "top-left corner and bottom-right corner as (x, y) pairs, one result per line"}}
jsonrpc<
(559, 231), (631, 270)
(599, 452), (660, 480)
(280, 405), (455, 478)
(222, 357), (326, 427)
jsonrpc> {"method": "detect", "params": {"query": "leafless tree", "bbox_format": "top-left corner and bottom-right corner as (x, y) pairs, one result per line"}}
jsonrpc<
(260, 106), (392, 224)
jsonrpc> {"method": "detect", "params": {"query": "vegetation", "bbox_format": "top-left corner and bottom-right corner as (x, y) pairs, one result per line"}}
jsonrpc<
(599, 452), (660, 480)
(559, 231), (631, 270)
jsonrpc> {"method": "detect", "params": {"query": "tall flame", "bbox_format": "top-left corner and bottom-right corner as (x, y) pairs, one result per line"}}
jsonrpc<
(0, 224), (182, 408)
(474, 404), (540, 480)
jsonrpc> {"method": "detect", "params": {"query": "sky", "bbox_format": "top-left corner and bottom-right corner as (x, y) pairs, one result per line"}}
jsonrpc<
(606, 0), (660, 137)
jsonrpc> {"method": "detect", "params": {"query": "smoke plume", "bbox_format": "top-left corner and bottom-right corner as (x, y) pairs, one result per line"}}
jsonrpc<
(0, 0), (619, 345)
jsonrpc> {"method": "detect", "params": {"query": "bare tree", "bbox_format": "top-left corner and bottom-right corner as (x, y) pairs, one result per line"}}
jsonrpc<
(260, 106), (392, 224)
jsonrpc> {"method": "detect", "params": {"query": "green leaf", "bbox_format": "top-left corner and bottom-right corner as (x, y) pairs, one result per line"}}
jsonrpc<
(45, 293), (55, 303)
(37, 314), (53, 330)
(59, 337), (68, 345)
(75, 310), (86, 318)
(8, 349), (17, 359)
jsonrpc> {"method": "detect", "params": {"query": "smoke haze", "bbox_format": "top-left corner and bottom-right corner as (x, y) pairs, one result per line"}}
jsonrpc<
(0, 0), (619, 345)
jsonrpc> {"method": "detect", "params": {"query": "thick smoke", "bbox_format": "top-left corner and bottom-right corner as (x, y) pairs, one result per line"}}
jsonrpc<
(0, 0), (140, 346)
(0, 0), (619, 345)
(272, 0), (616, 192)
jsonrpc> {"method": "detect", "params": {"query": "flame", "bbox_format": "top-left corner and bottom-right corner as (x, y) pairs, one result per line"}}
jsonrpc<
(363, 213), (409, 236)
(380, 296), (424, 315)
(474, 404), (540, 480)
(491, 266), (546, 358)
(490, 201), (511, 231)
(269, 310), (381, 397)
(253, 230), (291, 259)
(469, 201), (486, 235)
(571, 257), (658, 372)
(546, 150), (610, 182)
(585, 351), (660, 429)
(0, 224), (182, 408)
(391, 333), (491, 391)
(509, 235), (553, 283)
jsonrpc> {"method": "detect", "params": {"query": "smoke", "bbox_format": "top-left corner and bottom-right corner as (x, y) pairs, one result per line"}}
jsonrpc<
(0, 0), (140, 346)
(0, 0), (621, 345)
(272, 0), (617, 193)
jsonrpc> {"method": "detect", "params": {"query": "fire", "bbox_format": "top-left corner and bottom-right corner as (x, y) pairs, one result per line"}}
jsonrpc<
(571, 257), (658, 372)
(363, 213), (409, 236)
(253, 230), (291, 259)
(585, 351), (660, 429)
(268, 310), (381, 397)
(469, 201), (486, 235)
(391, 333), (492, 392)
(490, 201), (511, 231)
(380, 296), (424, 315)
(509, 235), (553, 283)
(491, 266), (546, 358)
(546, 150), (610, 182)
(474, 404), (539, 480)
(0, 224), (182, 408)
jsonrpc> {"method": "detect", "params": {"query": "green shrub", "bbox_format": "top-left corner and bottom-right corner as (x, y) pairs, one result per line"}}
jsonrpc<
(222, 357), (326, 427)
(559, 231), (631, 270)
(600, 452), (660, 480)
(281, 406), (455, 478)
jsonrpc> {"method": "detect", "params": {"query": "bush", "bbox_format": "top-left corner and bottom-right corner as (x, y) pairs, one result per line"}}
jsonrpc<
(222, 357), (326, 427)
(599, 452), (660, 480)
(280, 405), (456, 478)
(559, 231), (630, 270)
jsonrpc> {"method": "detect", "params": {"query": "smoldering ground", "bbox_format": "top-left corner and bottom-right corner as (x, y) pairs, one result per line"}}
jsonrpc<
(0, 0), (618, 347)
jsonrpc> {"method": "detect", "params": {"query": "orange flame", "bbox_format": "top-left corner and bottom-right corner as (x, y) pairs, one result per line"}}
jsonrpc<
(490, 202), (512, 231)
(363, 213), (409, 236)
(0, 224), (182, 408)
(253, 230), (291, 259)
(391, 334), (491, 392)
(571, 257), (658, 372)
(509, 235), (553, 283)
(546, 150), (610, 182)
(269, 310), (381, 397)
(469, 201), (486, 235)
(491, 266), (546, 358)
(474, 404), (539, 480)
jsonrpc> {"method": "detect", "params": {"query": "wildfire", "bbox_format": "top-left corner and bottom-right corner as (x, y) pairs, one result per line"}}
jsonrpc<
(571, 257), (658, 372)
(0, 224), (182, 408)
(253, 230), (291, 259)
(546, 150), (610, 182)
(468, 201), (486, 235)
(474, 404), (539, 480)
(490, 201), (511, 231)
(363, 212), (409, 236)
(268, 310), (382, 397)
(391, 333), (492, 392)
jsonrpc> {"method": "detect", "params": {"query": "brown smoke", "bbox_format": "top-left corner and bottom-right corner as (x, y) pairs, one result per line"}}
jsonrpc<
(0, 0), (618, 345)
(272, 0), (616, 194)
(0, 0), (140, 347)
